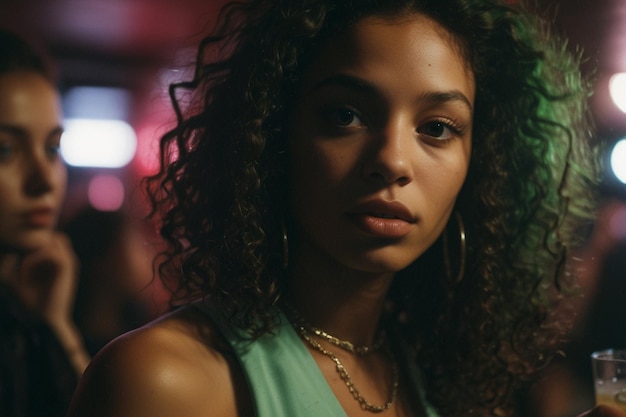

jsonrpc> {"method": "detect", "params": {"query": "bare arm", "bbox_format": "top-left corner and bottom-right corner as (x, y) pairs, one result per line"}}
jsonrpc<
(67, 315), (243, 417)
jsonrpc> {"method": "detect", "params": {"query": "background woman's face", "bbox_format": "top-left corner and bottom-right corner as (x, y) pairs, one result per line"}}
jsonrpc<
(288, 13), (475, 274)
(0, 71), (66, 252)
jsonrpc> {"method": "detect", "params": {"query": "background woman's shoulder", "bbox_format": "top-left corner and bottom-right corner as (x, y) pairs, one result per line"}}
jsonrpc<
(67, 306), (243, 417)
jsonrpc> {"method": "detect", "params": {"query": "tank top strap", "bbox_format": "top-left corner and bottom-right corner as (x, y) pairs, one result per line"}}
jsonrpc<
(194, 302), (347, 417)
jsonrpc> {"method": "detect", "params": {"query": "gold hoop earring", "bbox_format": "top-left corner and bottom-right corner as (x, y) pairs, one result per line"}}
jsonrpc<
(281, 218), (289, 270)
(443, 211), (466, 284)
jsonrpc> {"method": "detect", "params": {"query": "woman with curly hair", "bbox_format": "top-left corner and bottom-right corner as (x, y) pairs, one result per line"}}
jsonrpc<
(69, 0), (619, 416)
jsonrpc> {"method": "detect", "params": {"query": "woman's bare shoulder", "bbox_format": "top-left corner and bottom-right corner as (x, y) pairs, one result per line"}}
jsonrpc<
(67, 307), (244, 417)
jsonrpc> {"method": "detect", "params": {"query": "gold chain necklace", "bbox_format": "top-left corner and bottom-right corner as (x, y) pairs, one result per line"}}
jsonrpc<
(293, 322), (399, 413)
(283, 304), (386, 355)
(285, 306), (399, 413)
(308, 324), (386, 355)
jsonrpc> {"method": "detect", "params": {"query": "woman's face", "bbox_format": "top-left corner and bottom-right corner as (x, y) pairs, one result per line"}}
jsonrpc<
(0, 71), (66, 252)
(288, 13), (475, 274)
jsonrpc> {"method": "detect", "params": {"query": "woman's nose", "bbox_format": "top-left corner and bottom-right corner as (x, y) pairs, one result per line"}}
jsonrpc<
(362, 123), (413, 186)
(24, 153), (55, 196)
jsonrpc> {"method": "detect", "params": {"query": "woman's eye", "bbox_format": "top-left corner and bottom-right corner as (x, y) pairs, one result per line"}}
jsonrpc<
(0, 143), (13, 161)
(417, 121), (457, 141)
(324, 107), (365, 128)
(46, 144), (61, 158)
(46, 133), (63, 159)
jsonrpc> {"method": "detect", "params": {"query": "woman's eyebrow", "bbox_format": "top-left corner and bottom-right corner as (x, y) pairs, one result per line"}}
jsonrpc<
(0, 124), (27, 139)
(418, 90), (473, 112)
(309, 74), (473, 112)
(0, 124), (64, 139)
(48, 126), (64, 138)
(310, 74), (379, 96)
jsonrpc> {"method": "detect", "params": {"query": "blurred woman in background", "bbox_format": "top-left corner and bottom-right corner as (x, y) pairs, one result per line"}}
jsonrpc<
(0, 29), (89, 417)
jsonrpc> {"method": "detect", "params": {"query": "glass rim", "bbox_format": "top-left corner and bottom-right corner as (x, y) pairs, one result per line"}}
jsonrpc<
(591, 348), (626, 362)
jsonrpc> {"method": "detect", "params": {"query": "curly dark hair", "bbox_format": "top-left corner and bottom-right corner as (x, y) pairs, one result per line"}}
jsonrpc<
(145, 0), (600, 415)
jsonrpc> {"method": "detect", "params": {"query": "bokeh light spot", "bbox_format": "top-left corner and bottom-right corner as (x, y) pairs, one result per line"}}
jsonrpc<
(609, 73), (626, 114)
(87, 175), (125, 211)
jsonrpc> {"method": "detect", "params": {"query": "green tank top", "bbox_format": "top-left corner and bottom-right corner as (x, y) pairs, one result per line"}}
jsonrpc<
(200, 305), (440, 417)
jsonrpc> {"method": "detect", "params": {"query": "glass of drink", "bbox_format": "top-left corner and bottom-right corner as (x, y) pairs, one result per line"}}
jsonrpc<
(592, 349), (626, 412)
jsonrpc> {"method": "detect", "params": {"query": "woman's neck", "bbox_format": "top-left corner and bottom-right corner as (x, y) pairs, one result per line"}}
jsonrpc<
(285, 247), (395, 348)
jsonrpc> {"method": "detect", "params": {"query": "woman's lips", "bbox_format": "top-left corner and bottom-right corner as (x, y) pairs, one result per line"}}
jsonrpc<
(22, 208), (55, 227)
(349, 214), (413, 238)
(347, 200), (416, 239)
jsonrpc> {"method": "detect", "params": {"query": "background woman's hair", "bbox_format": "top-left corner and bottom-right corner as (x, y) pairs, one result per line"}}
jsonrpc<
(0, 29), (55, 80)
(145, 1), (601, 415)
